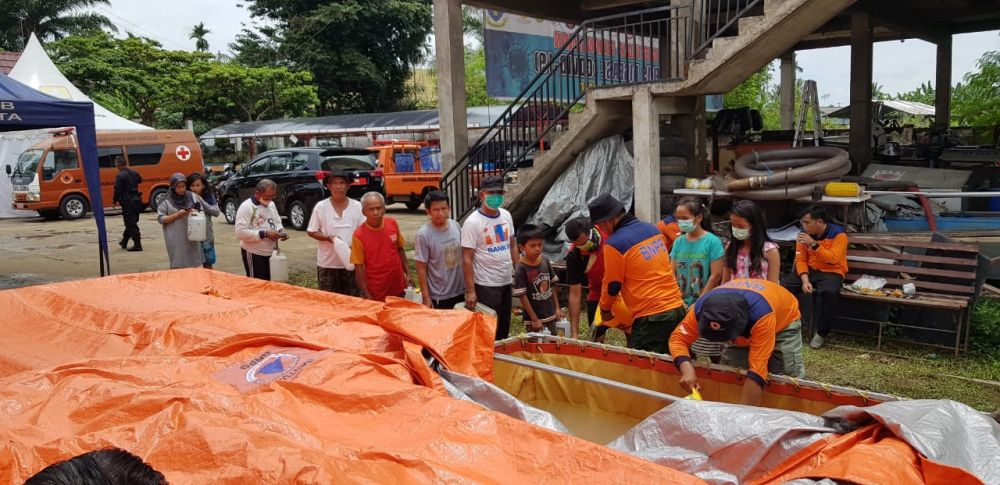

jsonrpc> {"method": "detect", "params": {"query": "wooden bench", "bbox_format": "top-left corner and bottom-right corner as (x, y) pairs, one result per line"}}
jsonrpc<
(835, 234), (987, 356)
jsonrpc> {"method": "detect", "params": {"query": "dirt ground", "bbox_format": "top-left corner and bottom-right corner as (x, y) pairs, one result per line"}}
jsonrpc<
(0, 205), (429, 289)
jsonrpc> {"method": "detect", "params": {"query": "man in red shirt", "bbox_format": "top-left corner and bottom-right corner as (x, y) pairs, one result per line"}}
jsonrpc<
(351, 192), (412, 301)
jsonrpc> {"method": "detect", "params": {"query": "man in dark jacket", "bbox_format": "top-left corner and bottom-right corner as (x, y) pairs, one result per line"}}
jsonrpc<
(112, 156), (144, 251)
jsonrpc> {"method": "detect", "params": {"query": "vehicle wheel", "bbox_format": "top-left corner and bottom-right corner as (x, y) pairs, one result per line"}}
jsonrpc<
(149, 187), (168, 212)
(405, 200), (421, 211)
(38, 209), (60, 220)
(223, 198), (238, 225)
(288, 200), (309, 231)
(59, 194), (89, 220)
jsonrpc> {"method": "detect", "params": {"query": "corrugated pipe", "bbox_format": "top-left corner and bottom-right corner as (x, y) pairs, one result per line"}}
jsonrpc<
(725, 147), (852, 200)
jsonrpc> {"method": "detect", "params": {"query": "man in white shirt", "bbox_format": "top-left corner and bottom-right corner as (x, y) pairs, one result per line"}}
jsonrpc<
(461, 175), (519, 339)
(307, 170), (365, 296)
(235, 179), (288, 280)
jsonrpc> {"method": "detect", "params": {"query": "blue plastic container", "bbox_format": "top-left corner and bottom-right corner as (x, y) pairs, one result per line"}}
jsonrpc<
(394, 153), (415, 173)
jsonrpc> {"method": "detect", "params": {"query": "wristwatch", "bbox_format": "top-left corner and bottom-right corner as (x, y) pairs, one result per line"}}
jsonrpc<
(810, 242), (820, 250)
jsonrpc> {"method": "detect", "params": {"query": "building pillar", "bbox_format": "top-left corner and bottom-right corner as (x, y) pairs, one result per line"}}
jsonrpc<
(779, 51), (796, 130)
(632, 87), (661, 221)
(433, 0), (468, 174)
(849, 12), (873, 175)
(935, 35), (952, 131)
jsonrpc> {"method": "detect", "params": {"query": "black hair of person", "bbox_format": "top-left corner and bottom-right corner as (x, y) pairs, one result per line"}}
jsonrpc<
(799, 204), (827, 222)
(423, 189), (449, 208)
(564, 216), (592, 242)
(675, 196), (714, 234)
(26, 448), (167, 485)
(516, 223), (545, 246)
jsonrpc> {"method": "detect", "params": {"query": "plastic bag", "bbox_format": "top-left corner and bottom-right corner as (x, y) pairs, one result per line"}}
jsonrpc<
(850, 274), (887, 292)
(404, 286), (422, 304)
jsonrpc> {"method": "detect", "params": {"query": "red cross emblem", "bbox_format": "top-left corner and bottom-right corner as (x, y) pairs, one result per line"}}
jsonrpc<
(176, 145), (191, 161)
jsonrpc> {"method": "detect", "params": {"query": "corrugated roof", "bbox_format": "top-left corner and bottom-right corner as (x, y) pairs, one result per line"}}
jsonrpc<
(200, 106), (512, 140)
(825, 100), (936, 119)
(0, 52), (21, 75)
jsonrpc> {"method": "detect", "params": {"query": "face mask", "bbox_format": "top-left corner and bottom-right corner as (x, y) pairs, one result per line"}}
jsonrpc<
(485, 194), (504, 210)
(579, 228), (601, 253)
(732, 227), (751, 240)
(678, 218), (697, 234)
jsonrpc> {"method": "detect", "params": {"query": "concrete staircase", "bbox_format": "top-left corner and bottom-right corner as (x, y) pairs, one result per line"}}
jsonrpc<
(504, 0), (856, 224)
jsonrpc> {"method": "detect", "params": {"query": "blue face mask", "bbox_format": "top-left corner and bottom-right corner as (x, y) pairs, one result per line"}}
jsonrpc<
(678, 218), (697, 234)
(485, 194), (504, 210)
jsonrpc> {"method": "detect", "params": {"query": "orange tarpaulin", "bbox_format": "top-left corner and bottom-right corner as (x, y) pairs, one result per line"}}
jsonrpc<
(0, 269), (703, 483)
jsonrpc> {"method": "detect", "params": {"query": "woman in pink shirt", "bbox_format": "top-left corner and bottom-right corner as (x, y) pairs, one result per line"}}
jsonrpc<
(722, 200), (780, 283)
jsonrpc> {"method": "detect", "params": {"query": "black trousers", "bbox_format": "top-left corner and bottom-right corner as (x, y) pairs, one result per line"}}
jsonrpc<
(432, 294), (466, 310)
(120, 198), (142, 244)
(475, 283), (512, 340)
(242, 248), (271, 281)
(782, 270), (843, 337)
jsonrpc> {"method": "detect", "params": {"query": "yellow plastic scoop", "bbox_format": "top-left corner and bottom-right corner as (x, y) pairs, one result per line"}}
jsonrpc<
(684, 388), (703, 401)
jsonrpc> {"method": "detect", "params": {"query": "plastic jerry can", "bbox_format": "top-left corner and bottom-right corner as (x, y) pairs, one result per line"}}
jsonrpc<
(552, 319), (571, 338)
(187, 211), (206, 242)
(270, 248), (288, 282)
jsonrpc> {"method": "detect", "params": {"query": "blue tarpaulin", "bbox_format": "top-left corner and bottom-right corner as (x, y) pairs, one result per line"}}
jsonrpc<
(0, 74), (109, 275)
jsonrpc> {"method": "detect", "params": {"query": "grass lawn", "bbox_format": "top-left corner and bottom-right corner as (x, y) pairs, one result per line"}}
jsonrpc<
(289, 267), (1000, 412)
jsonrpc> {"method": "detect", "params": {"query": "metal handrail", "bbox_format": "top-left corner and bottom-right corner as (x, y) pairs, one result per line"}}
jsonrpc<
(690, 0), (763, 59)
(441, 5), (691, 220)
(441, 1), (764, 221)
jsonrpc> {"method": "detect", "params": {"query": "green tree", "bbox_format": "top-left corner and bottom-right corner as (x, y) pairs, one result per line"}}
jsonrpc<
(229, 27), (283, 68)
(465, 46), (497, 107)
(0, 0), (116, 50)
(190, 22), (210, 52)
(47, 31), (318, 131)
(872, 82), (890, 100)
(240, 0), (433, 115)
(952, 51), (1000, 127)
(893, 80), (935, 105)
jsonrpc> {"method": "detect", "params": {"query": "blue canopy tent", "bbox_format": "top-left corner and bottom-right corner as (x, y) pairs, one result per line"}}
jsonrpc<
(0, 74), (110, 275)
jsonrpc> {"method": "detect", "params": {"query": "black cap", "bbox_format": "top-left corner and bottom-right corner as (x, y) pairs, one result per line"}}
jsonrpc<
(480, 175), (504, 191)
(587, 194), (625, 223)
(697, 292), (750, 342)
(324, 170), (352, 185)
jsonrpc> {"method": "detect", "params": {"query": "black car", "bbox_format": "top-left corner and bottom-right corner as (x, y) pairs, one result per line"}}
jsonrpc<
(218, 148), (384, 231)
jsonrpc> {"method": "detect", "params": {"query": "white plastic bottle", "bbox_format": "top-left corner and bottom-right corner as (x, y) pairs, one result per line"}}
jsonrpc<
(187, 211), (206, 242)
(270, 248), (288, 282)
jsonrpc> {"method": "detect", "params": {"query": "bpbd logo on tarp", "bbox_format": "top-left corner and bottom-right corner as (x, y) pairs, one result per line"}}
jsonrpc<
(215, 346), (332, 393)
(0, 101), (23, 121)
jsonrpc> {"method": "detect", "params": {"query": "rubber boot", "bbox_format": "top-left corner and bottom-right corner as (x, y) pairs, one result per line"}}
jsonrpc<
(119, 236), (128, 249)
(127, 238), (143, 252)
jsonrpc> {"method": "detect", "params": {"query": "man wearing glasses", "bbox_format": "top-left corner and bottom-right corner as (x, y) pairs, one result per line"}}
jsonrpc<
(235, 179), (288, 280)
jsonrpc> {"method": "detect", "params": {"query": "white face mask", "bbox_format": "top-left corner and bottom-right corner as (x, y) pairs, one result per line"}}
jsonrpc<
(732, 227), (751, 240)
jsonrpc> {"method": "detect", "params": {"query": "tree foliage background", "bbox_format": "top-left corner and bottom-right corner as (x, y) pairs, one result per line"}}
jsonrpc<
(237, 0), (433, 115)
(46, 31), (319, 133)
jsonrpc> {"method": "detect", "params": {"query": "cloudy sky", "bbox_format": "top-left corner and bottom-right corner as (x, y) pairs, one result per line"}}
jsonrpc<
(104, 1), (998, 106)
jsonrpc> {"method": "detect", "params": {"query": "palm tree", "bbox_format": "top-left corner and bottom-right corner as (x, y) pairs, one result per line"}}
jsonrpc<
(190, 22), (210, 52)
(0, 0), (116, 51)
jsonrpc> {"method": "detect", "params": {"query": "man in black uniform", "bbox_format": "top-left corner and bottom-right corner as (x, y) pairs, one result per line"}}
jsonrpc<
(112, 156), (143, 251)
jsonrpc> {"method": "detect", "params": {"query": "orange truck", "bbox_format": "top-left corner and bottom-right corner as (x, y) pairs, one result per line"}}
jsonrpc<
(368, 141), (441, 210)
(7, 129), (204, 220)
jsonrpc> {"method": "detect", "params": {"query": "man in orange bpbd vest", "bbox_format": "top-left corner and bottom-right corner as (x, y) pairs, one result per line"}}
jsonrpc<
(669, 279), (805, 406)
(781, 205), (849, 350)
(589, 194), (685, 354)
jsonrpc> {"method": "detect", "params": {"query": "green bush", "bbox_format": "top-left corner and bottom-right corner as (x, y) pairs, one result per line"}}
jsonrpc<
(970, 298), (1000, 355)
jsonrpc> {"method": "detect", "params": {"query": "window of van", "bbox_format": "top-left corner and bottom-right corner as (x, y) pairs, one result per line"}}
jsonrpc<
(98, 147), (123, 169)
(42, 150), (80, 181)
(269, 153), (290, 172)
(286, 153), (310, 171)
(127, 145), (165, 166)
